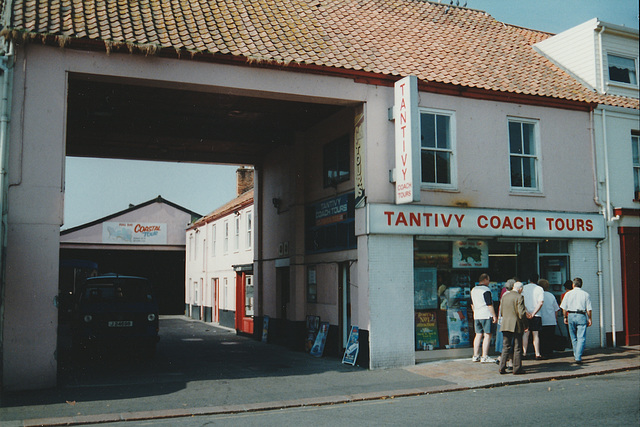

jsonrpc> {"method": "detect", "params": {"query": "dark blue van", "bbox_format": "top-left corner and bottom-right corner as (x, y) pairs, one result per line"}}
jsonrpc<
(73, 275), (160, 356)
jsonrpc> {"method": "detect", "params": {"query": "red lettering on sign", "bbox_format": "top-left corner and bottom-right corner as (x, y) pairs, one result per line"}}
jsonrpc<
(396, 212), (408, 226)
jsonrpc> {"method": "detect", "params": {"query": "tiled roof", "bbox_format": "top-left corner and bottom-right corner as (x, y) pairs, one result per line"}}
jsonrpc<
(2, 0), (637, 110)
(190, 188), (254, 229)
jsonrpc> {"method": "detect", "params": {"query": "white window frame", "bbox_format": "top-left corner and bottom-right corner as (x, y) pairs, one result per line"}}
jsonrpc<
(234, 214), (241, 252)
(508, 117), (541, 193)
(223, 220), (229, 254)
(246, 210), (253, 250)
(607, 53), (638, 87)
(419, 107), (457, 190)
(211, 224), (217, 258)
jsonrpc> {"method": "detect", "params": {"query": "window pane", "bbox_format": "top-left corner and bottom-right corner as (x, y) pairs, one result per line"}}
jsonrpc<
(608, 55), (638, 85)
(323, 135), (350, 187)
(436, 115), (450, 149)
(510, 157), (522, 187)
(522, 123), (535, 155)
(509, 122), (522, 154)
(435, 151), (451, 184)
(422, 151), (436, 183)
(421, 113), (436, 148)
(632, 135), (639, 165)
(522, 157), (536, 188)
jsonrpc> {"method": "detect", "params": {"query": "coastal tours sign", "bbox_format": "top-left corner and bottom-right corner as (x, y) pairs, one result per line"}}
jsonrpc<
(366, 204), (606, 239)
(102, 222), (168, 245)
(393, 75), (421, 204)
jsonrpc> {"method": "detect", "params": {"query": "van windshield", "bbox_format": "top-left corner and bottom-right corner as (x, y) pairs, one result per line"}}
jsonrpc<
(81, 279), (154, 303)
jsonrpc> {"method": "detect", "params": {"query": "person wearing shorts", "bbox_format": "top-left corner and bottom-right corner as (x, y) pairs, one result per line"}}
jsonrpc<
(522, 274), (544, 359)
(470, 273), (498, 363)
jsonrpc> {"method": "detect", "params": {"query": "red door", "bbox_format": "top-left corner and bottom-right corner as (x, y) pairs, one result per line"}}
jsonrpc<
(235, 272), (254, 334)
(620, 226), (639, 345)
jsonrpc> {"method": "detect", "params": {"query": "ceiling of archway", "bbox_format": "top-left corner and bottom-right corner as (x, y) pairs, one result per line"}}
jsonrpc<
(65, 76), (347, 166)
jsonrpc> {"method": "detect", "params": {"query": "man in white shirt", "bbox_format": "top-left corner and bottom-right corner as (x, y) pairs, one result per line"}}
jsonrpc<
(560, 277), (593, 364)
(470, 273), (498, 363)
(522, 274), (544, 359)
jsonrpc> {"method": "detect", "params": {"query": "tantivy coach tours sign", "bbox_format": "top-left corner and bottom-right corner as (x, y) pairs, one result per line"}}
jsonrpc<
(367, 204), (605, 239)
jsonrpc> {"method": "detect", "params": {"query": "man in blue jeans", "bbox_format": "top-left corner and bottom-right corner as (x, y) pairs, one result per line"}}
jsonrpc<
(559, 277), (593, 364)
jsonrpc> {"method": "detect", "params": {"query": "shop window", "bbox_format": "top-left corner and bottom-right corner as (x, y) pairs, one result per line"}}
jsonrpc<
(413, 238), (551, 352)
(323, 135), (350, 188)
(420, 109), (456, 188)
(508, 118), (540, 191)
(633, 131), (640, 201)
(608, 54), (638, 85)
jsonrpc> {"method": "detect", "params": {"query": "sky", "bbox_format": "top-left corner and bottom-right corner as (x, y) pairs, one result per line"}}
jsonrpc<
(62, 0), (639, 230)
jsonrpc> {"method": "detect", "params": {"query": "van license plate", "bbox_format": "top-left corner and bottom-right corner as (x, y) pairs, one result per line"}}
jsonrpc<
(108, 321), (133, 327)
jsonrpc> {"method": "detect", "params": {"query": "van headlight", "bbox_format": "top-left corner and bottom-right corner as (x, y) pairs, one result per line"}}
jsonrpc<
(147, 313), (156, 322)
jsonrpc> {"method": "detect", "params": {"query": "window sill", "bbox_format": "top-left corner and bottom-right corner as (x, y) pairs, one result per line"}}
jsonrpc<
(420, 184), (459, 193)
(509, 189), (544, 197)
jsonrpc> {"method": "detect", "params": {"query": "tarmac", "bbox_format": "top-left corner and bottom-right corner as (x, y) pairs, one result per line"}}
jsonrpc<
(1, 317), (638, 427)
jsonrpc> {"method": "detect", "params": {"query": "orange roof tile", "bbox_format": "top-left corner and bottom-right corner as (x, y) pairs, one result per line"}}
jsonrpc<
(2, 0), (637, 110)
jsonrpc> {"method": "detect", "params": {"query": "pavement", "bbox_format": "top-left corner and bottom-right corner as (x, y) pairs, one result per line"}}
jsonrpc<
(1, 316), (638, 427)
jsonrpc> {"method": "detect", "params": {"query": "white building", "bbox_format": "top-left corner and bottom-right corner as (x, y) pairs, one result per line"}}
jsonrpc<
(186, 168), (254, 333)
(1, 1), (638, 390)
(535, 19), (640, 346)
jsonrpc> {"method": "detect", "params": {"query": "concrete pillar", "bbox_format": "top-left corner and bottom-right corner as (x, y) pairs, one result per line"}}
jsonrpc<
(2, 45), (65, 390)
(366, 234), (415, 369)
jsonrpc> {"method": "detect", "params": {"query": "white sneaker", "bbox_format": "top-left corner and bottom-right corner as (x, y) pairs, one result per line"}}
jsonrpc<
(481, 356), (496, 363)
(471, 356), (480, 362)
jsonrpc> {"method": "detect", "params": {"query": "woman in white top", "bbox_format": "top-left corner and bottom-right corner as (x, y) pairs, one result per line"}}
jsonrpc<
(538, 279), (560, 358)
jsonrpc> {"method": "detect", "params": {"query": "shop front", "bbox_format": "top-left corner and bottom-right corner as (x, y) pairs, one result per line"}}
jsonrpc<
(366, 203), (606, 355)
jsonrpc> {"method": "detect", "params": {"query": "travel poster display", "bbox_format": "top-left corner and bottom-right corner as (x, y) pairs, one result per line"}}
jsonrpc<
(415, 311), (439, 350)
(262, 315), (269, 343)
(446, 308), (470, 348)
(414, 267), (438, 309)
(310, 322), (330, 357)
(305, 315), (320, 352)
(342, 326), (359, 365)
(452, 240), (488, 268)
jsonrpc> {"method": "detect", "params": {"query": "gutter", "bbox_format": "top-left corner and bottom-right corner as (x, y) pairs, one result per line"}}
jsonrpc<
(0, 38), (14, 385)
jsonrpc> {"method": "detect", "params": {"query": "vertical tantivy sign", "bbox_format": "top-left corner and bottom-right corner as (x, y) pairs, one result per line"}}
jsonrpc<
(354, 106), (366, 208)
(394, 75), (420, 204)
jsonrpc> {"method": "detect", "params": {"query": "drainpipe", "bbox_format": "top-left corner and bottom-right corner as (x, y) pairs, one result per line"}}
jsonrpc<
(597, 24), (607, 94)
(591, 109), (606, 348)
(601, 108), (618, 347)
(0, 39), (15, 379)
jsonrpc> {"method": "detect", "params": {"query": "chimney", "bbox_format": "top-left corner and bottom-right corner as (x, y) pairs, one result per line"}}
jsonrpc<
(236, 167), (254, 196)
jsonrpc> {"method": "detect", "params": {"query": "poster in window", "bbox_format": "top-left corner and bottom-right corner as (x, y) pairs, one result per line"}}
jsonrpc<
(452, 240), (488, 268)
(415, 311), (439, 350)
(414, 267), (438, 309)
(446, 308), (470, 348)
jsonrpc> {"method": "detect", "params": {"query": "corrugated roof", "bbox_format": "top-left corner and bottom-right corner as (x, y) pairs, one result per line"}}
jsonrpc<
(1, 0), (637, 109)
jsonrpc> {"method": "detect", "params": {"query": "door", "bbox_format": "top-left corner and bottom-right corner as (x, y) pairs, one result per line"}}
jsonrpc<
(620, 227), (639, 345)
(338, 262), (351, 350)
(235, 272), (254, 334)
(276, 267), (290, 320)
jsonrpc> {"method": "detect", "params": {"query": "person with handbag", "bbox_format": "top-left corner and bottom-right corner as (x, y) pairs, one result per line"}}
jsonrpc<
(538, 279), (560, 358)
